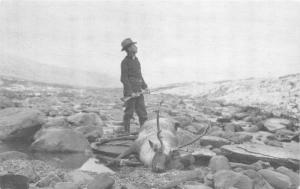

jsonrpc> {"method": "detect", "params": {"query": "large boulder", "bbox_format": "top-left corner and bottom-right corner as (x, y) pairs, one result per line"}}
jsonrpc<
(221, 143), (300, 169)
(263, 118), (291, 132)
(0, 151), (29, 162)
(200, 136), (231, 148)
(258, 169), (292, 189)
(0, 108), (45, 141)
(276, 166), (300, 188)
(0, 174), (29, 189)
(66, 170), (94, 186)
(87, 174), (115, 189)
(213, 170), (253, 189)
(31, 128), (90, 152)
(67, 113), (104, 127)
(243, 169), (274, 189)
(208, 155), (231, 173)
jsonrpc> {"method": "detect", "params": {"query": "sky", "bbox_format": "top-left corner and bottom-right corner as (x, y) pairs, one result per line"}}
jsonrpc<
(0, 0), (300, 86)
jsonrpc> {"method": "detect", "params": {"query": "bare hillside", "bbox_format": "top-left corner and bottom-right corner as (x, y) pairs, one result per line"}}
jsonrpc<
(161, 74), (300, 118)
(0, 53), (119, 88)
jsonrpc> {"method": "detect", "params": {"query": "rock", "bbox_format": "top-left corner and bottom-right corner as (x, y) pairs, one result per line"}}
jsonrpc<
(233, 112), (249, 120)
(276, 166), (300, 188)
(0, 151), (29, 161)
(263, 118), (291, 132)
(214, 170), (253, 189)
(0, 108), (45, 141)
(200, 136), (231, 148)
(223, 132), (253, 144)
(21, 164), (39, 183)
(42, 117), (70, 129)
(0, 174), (29, 189)
(208, 155), (231, 173)
(31, 128), (90, 152)
(87, 174), (115, 189)
(74, 125), (103, 142)
(274, 129), (298, 142)
(182, 184), (213, 189)
(0, 96), (15, 109)
(251, 131), (274, 144)
(258, 169), (292, 189)
(192, 148), (217, 158)
(224, 123), (239, 132)
(67, 170), (94, 186)
(217, 116), (232, 123)
(54, 182), (79, 189)
(67, 112), (104, 127)
(80, 158), (115, 174)
(243, 169), (274, 189)
(36, 172), (62, 188)
(208, 126), (224, 136)
(221, 143), (300, 169)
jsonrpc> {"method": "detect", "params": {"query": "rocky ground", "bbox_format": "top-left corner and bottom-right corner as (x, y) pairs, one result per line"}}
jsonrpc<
(0, 75), (299, 189)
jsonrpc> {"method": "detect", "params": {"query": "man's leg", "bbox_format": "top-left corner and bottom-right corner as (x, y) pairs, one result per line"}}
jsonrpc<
(123, 98), (135, 133)
(135, 95), (148, 127)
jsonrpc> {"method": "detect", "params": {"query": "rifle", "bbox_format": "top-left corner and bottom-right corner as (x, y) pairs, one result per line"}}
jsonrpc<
(120, 85), (177, 102)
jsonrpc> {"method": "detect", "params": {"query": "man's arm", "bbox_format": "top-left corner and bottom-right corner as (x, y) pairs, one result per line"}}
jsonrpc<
(121, 61), (133, 96)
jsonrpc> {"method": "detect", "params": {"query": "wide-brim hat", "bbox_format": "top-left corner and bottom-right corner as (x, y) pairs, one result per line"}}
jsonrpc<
(121, 38), (137, 51)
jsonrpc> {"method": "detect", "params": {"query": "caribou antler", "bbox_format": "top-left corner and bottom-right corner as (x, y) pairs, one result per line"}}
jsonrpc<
(156, 100), (164, 152)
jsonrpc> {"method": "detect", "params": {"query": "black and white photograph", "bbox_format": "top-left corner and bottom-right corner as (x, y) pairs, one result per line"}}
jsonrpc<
(0, 0), (299, 188)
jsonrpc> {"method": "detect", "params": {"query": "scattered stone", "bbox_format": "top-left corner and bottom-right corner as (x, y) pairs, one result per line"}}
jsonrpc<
(208, 155), (230, 173)
(182, 184), (213, 189)
(0, 151), (29, 161)
(36, 172), (62, 188)
(274, 129), (298, 142)
(263, 118), (291, 132)
(67, 112), (104, 127)
(258, 169), (292, 189)
(80, 158), (115, 174)
(0, 96), (15, 109)
(31, 128), (90, 152)
(54, 182), (79, 189)
(42, 117), (70, 129)
(233, 112), (249, 120)
(223, 132), (253, 144)
(200, 136), (231, 148)
(221, 143), (300, 169)
(217, 116), (232, 123)
(243, 169), (274, 189)
(0, 108), (45, 141)
(87, 174), (115, 189)
(192, 148), (217, 158)
(276, 166), (300, 188)
(67, 170), (94, 186)
(0, 174), (29, 189)
(214, 170), (253, 189)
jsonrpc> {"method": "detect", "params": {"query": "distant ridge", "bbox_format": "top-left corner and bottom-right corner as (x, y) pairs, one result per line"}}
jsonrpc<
(0, 53), (119, 88)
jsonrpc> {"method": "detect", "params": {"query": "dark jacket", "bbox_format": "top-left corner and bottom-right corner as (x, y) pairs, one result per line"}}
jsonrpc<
(121, 55), (147, 96)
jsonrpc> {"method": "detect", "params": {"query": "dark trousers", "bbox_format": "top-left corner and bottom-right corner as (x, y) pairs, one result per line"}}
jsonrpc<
(123, 95), (148, 132)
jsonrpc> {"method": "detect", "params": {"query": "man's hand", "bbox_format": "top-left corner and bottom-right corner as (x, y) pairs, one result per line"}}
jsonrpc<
(131, 92), (140, 97)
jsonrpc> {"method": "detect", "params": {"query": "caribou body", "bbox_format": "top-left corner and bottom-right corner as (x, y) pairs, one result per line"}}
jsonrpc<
(113, 118), (184, 172)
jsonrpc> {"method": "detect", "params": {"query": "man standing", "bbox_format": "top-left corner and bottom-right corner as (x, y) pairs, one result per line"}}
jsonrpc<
(120, 38), (149, 133)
